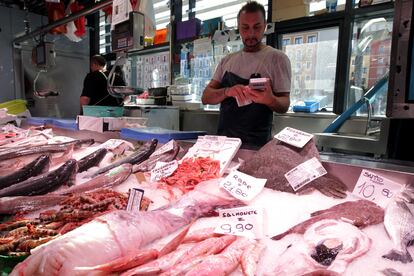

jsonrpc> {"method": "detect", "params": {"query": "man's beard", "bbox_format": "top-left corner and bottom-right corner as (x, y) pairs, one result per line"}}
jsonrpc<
(243, 37), (261, 51)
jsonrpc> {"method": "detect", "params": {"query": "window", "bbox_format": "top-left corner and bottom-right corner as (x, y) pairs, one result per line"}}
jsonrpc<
(295, 37), (303, 44)
(282, 27), (339, 110)
(348, 16), (393, 116)
(307, 35), (317, 43)
(282, 38), (291, 46)
(182, 0), (268, 28)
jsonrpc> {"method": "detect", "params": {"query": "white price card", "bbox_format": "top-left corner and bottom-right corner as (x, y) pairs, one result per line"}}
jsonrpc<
(220, 170), (267, 201)
(214, 206), (263, 239)
(126, 188), (144, 213)
(198, 135), (227, 152)
(150, 160), (178, 182)
(285, 157), (327, 191)
(152, 140), (175, 157)
(352, 169), (402, 208)
(274, 127), (313, 148)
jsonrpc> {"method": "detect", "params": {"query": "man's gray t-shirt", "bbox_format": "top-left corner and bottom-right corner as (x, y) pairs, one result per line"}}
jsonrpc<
(213, 46), (291, 94)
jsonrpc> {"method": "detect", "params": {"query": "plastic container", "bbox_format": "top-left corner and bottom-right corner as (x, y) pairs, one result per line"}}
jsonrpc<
(292, 101), (319, 113)
(121, 127), (206, 143)
(51, 119), (78, 130)
(82, 106), (124, 117)
(26, 117), (54, 125)
(0, 99), (27, 115)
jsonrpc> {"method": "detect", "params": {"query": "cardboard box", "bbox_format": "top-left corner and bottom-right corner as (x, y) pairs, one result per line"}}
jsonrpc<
(273, 0), (306, 10)
(272, 5), (309, 22)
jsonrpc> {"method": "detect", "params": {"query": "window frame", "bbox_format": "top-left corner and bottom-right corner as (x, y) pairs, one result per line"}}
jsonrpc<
(272, 0), (395, 114)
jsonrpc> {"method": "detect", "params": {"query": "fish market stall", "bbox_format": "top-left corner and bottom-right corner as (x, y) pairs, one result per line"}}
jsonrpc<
(0, 123), (413, 275)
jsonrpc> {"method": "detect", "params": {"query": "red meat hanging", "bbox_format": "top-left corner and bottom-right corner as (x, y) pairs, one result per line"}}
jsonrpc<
(45, 1), (67, 34)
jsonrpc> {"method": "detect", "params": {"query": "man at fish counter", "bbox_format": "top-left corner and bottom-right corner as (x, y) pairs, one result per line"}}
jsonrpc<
(201, 1), (292, 149)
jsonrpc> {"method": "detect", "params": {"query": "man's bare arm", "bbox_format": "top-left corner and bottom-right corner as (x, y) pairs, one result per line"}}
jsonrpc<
(201, 80), (227, 105)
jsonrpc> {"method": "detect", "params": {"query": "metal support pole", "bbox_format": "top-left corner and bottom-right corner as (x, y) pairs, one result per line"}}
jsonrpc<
(13, 0), (113, 44)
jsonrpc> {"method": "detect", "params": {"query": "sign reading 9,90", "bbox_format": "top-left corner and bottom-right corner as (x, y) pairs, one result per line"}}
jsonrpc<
(352, 169), (403, 208)
(214, 206), (263, 239)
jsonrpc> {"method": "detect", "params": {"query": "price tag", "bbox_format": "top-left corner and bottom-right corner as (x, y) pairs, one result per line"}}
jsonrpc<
(352, 169), (402, 208)
(220, 170), (267, 201)
(285, 157), (327, 191)
(274, 127), (313, 148)
(152, 140), (174, 157)
(214, 206), (263, 239)
(150, 160), (178, 182)
(198, 135), (227, 152)
(126, 188), (144, 213)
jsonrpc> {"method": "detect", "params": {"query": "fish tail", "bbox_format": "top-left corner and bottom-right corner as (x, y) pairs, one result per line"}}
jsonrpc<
(382, 249), (413, 263)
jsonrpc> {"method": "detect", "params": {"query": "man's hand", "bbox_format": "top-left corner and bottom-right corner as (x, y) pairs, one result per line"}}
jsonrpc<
(226, 84), (251, 106)
(245, 79), (290, 113)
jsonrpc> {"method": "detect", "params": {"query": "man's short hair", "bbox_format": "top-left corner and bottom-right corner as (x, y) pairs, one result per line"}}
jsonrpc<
(237, 1), (266, 23)
(91, 55), (106, 67)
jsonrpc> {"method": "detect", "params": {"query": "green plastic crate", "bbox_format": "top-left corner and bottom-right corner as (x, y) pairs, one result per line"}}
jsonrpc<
(82, 105), (124, 117)
(0, 99), (27, 115)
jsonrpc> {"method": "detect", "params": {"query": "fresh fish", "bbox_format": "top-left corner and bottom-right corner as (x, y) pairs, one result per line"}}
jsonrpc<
(89, 139), (158, 177)
(0, 139), (94, 162)
(0, 155), (50, 188)
(184, 237), (255, 276)
(267, 219), (371, 275)
(0, 194), (68, 214)
(241, 242), (266, 276)
(75, 224), (192, 273)
(0, 159), (78, 197)
(78, 148), (108, 172)
(162, 235), (237, 275)
(182, 227), (221, 243)
(133, 140), (180, 173)
(239, 139), (348, 198)
(382, 182), (414, 263)
(11, 179), (242, 275)
(58, 163), (132, 195)
(380, 268), (403, 276)
(272, 200), (384, 240)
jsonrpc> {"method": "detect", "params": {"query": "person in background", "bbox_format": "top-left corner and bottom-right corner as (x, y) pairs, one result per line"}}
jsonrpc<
(79, 55), (120, 114)
(201, 1), (291, 149)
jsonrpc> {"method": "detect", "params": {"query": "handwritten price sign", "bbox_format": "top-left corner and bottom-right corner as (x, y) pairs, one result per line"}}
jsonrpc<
(214, 206), (263, 239)
(220, 170), (267, 201)
(150, 160), (178, 182)
(152, 140), (174, 157)
(352, 169), (402, 208)
(198, 135), (227, 152)
(274, 127), (313, 148)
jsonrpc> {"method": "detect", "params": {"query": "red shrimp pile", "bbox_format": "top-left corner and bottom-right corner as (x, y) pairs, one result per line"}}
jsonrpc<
(159, 157), (220, 193)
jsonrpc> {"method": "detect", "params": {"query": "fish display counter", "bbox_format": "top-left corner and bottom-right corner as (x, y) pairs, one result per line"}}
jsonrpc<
(0, 123), (413, 275)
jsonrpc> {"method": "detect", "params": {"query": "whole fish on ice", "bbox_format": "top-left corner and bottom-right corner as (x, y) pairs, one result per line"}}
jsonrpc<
(239, 138), (348, 198)
(382, 182), (414, 263)
(11, 179), (242, 275)
(272, 200), (384, 240)
(0, 159), (78, 197)
(89, 139), (157, 177)
(0, 154), (50, 188)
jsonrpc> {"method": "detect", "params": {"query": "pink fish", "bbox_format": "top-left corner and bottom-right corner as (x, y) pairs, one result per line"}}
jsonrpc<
(240, 242), (266, 276)
(182, 227), (222, 243)
(184, 237), (255, 276)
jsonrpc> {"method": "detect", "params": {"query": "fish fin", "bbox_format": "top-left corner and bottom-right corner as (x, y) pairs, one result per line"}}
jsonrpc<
(382, 249), (413, 263)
